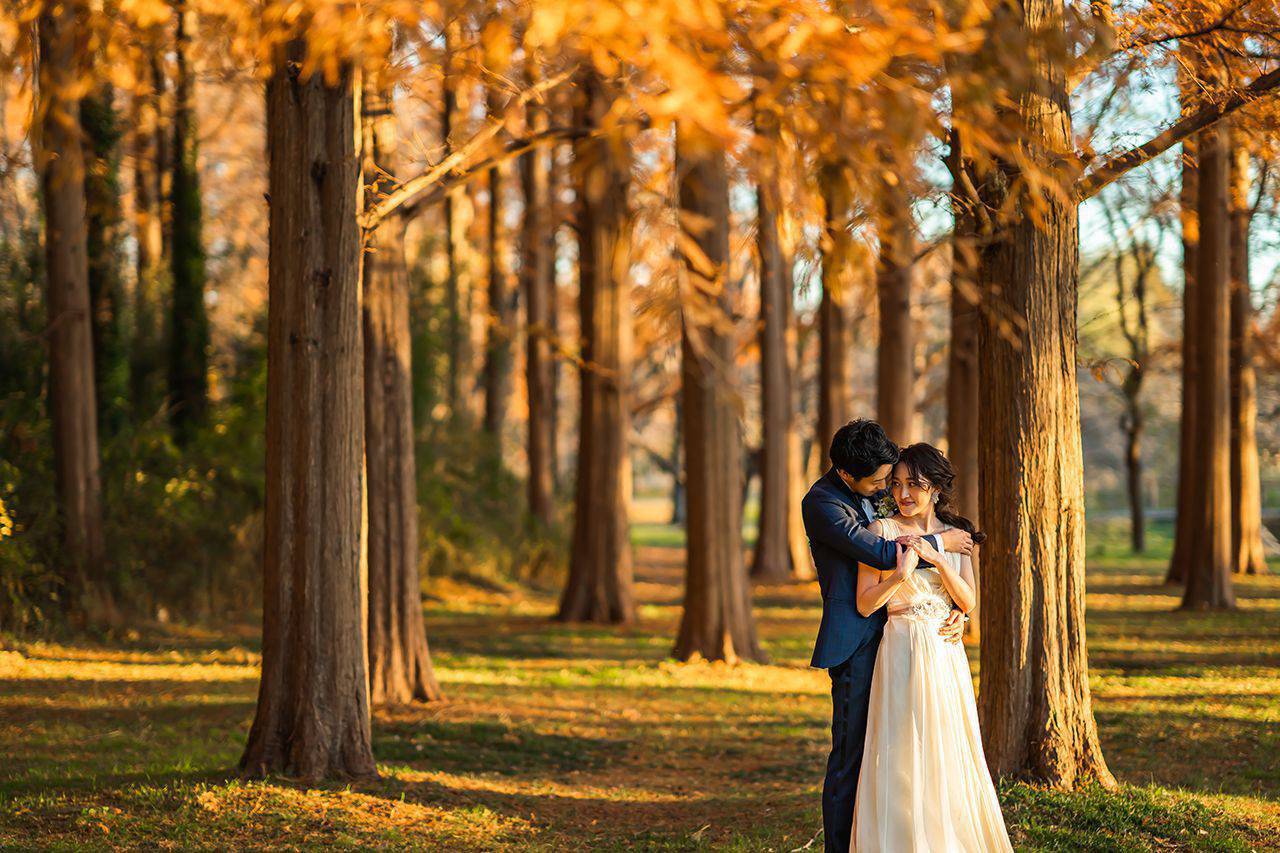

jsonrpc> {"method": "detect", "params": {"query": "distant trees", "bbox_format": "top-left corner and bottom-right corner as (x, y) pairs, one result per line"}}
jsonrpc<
(167, 0), (208, 442)
(750, 107), (810, 583)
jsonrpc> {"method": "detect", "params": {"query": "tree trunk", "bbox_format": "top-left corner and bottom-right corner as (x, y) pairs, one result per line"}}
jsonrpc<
(522, 62), (556, 529)
(1180, 120), (1237, 609)
(36, 0), (117, 628)
(167, 0), (208, 442)
(673, 126), (764, 664)
(81, 82), (127, 437)
(875, 179), (915, 444)
(240, 44), (376, 781)
(362, 80), (443, 706)
(1123, 387), (1145, 554)
(130, 37), (167, 420)
(670, 400), (686, 525)
(1167, 63), (1201, 585)
(482, 89), (514, 440)
(947, 201), (980, 638)
(816, 165), (852, 456)
(1228, 137), (1266, 575)
(557, 74), (635, 624)
(751, 109), (810, 582)
(974, 0), (1113, 788)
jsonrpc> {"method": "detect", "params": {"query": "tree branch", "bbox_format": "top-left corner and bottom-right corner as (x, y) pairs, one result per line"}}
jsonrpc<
(359, 68), (575, 231)
(1073, 65), (1280, 202)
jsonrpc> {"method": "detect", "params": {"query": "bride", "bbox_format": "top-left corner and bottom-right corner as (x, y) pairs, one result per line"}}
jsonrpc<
(852, 443), (1012, 852)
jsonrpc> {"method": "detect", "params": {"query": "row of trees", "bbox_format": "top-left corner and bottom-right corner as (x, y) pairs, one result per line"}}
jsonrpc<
(16, 0), (1280, 785)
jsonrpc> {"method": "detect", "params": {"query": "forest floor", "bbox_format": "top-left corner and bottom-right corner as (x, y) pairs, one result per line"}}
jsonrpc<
(1, 517), (1278, 851)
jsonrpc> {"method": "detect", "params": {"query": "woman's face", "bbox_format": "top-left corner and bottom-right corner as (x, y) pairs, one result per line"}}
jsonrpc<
(891, 463), (935, 518)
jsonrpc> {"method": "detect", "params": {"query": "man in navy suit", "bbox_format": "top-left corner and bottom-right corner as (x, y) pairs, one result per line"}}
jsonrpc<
(803, 419), (973, 853)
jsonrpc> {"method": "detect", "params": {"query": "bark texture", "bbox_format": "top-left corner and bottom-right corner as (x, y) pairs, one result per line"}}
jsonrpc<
(816, 165), (852, 456)
(973, 0), (1113, 788)
(947, 201), (980, 638)
(240, 47), (376, 781)
(362, 81), (443, 706)
(1179, 121), (1237, 609)
(482, 88), (515, 440)
(37, 0), (116, 628)
(875, 179), (915, 444)
(1228, 138), (1266, 575)
(522, 62), (556, 528)
(673, 126), (764, 664)
(557, 74), (635, 624)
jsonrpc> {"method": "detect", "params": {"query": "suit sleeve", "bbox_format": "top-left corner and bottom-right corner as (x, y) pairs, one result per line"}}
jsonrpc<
(802, 496), (897, 571)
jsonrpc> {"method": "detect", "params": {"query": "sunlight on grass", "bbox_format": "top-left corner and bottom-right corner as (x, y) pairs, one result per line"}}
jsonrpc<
(1, 522), (1278, 849)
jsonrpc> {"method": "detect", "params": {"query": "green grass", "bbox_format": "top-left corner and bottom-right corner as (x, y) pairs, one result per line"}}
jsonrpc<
(0, 522), (1277, 850)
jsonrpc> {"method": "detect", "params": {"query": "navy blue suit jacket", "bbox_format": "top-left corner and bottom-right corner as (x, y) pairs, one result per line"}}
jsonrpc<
(802, 468), (946, 670)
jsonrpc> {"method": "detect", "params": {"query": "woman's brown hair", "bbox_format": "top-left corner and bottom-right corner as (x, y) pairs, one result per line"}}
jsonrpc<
(897, 443), (987, 545)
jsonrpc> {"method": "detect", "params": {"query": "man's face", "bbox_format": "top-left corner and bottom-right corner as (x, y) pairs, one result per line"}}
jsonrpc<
(838, 463), (893, 497)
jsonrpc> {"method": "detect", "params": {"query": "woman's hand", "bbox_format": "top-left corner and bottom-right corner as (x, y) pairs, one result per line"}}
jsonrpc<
(908, 536), (947, 569)
(896, 542), (919, 580)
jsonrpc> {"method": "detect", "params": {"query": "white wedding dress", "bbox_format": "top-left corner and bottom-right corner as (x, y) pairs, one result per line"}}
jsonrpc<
(852, 517), (1012, 852)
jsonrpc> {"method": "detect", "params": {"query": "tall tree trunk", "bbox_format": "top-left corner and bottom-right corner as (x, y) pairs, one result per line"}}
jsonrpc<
(816, 165), (852, 456)
(522, 62), (556, 529)
(1228, 137), (1266, 575)
(947, 189), (980, 638)
(1180, 120), (1237, 609)
(1168, 63), (1201, 585)
(81, 83), (127, 437)
(130, 37), (167, 420)
(167, 0), (208, 442)
(875, 179), (915, 443)
(240, 44), (376, 781)
(36, 0), (117, 628)
(973, 0), (1113, 788)
(557, 74), (635, 624)
(673, 126), (764, 664)
(482, 89), (514, 440)
(362, 80), (444, 706)
(751, 107), (810, 582)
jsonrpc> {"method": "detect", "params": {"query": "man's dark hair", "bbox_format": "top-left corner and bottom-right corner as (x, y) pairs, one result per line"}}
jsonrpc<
(829, 419), (899, 479)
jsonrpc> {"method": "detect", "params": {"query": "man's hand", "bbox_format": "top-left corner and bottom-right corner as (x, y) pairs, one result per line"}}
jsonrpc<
(939, 528), (974, 556)
(938, 610), (966, 644)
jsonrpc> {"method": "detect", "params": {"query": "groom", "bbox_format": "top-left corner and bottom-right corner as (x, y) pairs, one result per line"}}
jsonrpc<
(802, 419), (972, 853)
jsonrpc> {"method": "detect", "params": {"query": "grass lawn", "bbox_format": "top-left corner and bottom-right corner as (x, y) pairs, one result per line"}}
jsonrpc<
(1, 519), (1277, 850)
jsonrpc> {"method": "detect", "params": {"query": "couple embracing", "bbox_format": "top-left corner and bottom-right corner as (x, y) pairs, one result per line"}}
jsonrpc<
(802, 419), (1012, 852)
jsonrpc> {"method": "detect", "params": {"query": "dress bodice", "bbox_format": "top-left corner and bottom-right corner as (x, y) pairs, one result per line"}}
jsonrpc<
(876, 516), (957, 622)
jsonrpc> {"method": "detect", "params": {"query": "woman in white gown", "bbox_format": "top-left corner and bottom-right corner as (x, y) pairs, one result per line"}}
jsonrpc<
(852, 443), (1012, 852)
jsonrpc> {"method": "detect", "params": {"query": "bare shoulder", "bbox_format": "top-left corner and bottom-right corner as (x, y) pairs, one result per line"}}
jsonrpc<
(867, 518), (885, 537)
